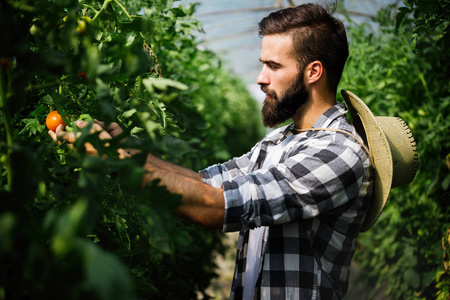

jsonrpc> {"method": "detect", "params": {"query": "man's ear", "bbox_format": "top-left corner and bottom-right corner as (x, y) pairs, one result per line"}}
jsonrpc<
(305, 60), (324, 85)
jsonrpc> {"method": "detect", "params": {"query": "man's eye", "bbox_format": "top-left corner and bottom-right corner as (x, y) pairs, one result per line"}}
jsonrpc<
(268, 64), (278, 70)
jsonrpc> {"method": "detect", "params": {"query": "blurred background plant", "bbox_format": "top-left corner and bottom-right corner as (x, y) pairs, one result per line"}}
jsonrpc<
(339, 0), (449, 298)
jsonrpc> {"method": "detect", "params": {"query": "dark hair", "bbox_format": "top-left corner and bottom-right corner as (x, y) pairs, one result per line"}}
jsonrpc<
(258, 3), (349, 93)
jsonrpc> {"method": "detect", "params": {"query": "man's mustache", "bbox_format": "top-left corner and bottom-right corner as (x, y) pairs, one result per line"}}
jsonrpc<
(260, 85), (276, 99)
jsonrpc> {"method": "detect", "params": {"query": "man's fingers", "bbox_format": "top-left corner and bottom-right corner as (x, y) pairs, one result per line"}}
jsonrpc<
(56, 131), (78, 144)
(99, 131), (112, 140)
(94, 119), (105, 128)
(84, 142), (98, 156)
(76, 120), (111, 140)
(48, 129), (57, 142)
(77, 120), (103, 132)
(76, 120), (94, 130)
(49, 119), (113, 157)
(54, 124), (79, 144)
(93, 120), (123, 138)
(118, 148), (131, 159)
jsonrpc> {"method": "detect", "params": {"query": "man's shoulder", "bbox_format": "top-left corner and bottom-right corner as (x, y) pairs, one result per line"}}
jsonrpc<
(258, 123), (293, 143)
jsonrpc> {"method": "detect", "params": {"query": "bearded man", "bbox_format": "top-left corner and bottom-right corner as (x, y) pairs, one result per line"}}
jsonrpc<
(132, 3), (373, 298)
(52, 3), (373, 299)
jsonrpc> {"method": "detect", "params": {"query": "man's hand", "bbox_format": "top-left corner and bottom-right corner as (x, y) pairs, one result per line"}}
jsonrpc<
(92, 119), (123, 139)
(92, 120), (136, 158)
(48, 120), (113, 156)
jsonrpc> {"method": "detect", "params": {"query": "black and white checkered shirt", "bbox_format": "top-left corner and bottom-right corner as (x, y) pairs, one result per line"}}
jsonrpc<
(200, 103), (373, 299)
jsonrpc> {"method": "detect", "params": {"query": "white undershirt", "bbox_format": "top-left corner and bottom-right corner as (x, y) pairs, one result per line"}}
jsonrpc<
(243, 133), (294, 299)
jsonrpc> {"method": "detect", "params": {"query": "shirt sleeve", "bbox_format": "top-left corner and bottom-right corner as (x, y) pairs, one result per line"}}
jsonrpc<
(221, 138), (369, 232)
(200, 142), (262, 189)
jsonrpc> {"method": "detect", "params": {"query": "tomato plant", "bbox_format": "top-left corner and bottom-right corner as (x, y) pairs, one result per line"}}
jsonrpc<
(0, 0), (262, 299)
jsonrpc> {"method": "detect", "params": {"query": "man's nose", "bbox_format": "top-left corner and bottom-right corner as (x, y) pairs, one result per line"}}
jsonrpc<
(256, 68), (270, 86)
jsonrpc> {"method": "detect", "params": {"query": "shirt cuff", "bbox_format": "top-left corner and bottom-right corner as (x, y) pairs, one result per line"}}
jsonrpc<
(222, 179), (257, 232)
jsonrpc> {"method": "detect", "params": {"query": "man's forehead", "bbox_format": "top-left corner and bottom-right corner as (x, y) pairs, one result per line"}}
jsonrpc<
(260, 34), (295, 62)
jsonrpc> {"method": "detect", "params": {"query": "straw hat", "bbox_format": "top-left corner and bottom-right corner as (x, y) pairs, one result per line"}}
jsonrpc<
(341, 89), (419, 232)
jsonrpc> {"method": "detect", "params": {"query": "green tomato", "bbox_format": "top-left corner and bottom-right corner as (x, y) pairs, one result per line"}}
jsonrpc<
(65, 115), (93, 132)
(65, 121), (77, 132)
(79, 114), (93, 122)
(30, 24), (41, 36)
(76, 20), (86, 33)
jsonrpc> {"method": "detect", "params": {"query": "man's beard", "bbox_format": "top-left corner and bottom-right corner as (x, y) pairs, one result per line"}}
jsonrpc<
(261, 73), (309, 128)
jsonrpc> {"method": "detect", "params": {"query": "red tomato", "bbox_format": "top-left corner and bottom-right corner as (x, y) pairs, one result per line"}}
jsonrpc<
(46, 111), (66, 131)
(78, 72), (87, 80)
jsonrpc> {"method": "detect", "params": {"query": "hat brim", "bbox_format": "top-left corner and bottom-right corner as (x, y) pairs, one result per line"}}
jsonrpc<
(341, 89), (393, 232)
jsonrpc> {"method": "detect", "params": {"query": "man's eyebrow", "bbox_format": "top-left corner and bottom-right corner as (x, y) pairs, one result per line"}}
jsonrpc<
(259, 58), (282, 66)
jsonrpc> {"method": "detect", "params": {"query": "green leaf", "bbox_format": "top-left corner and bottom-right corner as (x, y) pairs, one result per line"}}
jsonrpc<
(81, 240), (134, 300)
(123, 108), (137, 118)
(52, 198), (88, 257)
(19, 118), (45, 136)
(142, 78), (188, 93)
(395, 7), (412, 31)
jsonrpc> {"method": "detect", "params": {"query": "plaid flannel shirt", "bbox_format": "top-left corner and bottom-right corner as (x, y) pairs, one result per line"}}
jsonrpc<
(200, 103), (373, 300)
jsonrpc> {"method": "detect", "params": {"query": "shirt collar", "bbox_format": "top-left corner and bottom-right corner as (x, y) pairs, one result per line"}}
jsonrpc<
(270, 102), (348, 144)
(311, 102), (348, 129)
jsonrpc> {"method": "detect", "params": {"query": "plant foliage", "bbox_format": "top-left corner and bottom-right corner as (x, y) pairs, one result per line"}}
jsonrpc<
(395, 0), (450, 52)
(0, 0), (262, 299)
(339, 1), (450, 299)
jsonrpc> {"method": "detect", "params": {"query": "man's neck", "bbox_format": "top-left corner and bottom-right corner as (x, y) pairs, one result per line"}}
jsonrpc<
(292, 91), (336, 130)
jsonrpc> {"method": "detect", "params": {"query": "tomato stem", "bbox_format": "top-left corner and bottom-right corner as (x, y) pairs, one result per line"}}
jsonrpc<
(25, 80), (60, 91)
(92, 0), (113, 21)
(80, 3), (99, 15)
(114, 0), (133, 21)
(0, 58), (14, 192)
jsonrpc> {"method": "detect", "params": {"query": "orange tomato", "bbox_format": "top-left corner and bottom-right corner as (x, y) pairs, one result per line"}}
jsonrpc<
(46, 111), (66, 131)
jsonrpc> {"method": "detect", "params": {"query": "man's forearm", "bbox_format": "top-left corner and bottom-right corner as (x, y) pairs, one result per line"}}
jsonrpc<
(143, 164), (225, 229)
(146, 153), (203, 181)
(118, 151), (203, 181)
